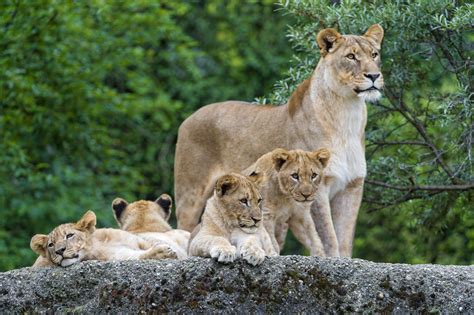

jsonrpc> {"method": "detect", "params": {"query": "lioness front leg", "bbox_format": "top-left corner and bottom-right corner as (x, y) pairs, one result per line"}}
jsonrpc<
(239, 236), (266, 266)
(311, 185), (339, 257)
(331, 178), (364, 257)
(189, 235), (236, 263)
(288, 211), (325, 256)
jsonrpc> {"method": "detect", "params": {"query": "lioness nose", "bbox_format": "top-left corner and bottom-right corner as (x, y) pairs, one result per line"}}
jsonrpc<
(364, 73), (380, 82)
(55, 248), (65, 255)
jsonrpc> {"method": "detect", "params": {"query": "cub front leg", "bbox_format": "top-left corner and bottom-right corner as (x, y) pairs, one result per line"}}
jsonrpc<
(140, 244), (178, 260)
(288, 210), (325, 256)
(263, 216), (280, 253)
(238, 236), (266, 266)
(189, 234), (236, 264)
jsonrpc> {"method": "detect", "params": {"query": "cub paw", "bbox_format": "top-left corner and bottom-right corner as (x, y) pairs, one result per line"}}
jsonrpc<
(210, 245), (236, 264)
(240, 244), (265, 266)
(146, 244), (178, 260)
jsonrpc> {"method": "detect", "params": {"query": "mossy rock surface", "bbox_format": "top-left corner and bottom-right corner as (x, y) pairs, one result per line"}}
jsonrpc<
(0, 257), (473, 313)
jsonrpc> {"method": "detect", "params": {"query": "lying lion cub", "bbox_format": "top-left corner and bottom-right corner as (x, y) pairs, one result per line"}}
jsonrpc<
(112, 194), (190, 260)
(188, 173), (277, 265)
(243, 148), (330, 256)
(31, 210), (177, 267)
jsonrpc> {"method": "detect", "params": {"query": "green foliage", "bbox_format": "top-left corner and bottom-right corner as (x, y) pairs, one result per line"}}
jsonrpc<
(272, 0), (473, 264)
(0, 0), (292, 271)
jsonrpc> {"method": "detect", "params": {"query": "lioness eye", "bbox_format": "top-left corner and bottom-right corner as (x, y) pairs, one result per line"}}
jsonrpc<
(291, 173), (299, 180)
(346, 53), (356, 60)
(372, 52), (378, 59)
(66, 233), (74, 239)
(48, 243), (53, 248)
(240, 198), (248, 205)
(311, 173), (318, 179)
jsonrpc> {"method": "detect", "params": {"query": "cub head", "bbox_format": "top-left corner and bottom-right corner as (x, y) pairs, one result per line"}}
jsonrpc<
(316, 24), (384, 102)
(272, 148), (330, 202)
(112, 194), (173, 233)
(214, 173), (263, 234)
(30, 210), (96, 267)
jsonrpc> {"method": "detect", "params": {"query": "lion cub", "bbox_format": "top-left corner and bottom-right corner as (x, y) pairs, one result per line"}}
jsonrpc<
(243, 148), (330, 256)
(112, 194), (190, 260)
(188, 173), (277, 265)
(31, 210), (177, 267)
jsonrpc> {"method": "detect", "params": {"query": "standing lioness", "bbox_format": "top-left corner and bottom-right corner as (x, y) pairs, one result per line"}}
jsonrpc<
(175, 25), (384, 257)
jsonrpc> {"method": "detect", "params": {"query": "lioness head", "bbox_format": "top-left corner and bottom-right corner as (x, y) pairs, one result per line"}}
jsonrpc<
(215, 173), (263, 234)
(272, 148), (330, 202)
(112, 194), (173, 233)
(317, 24), (384, 102)
(30, 210), (96, 267)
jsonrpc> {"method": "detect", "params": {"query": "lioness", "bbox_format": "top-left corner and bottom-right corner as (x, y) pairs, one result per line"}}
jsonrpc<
(188, 173), (277, 265)
(112, 194), (190, 259)
(175, 25), (384, 257)
(31, 210), (177, 267)
(243, 148), (330, 256)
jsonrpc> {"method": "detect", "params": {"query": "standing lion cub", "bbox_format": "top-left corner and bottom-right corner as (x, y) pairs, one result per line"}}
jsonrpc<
(188, 173), (277, 265)
(31, 210), (177, 267)
(111, 194), (190, 260)
(243, 148), (330, 256)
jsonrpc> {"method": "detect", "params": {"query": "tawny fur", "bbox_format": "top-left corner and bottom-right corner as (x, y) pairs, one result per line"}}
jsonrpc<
(112, 194), (190, 260)
(31, 210), (177, 267)
(188, 173), (277, 266)
(174, 25), (384, 257)
(242, 148), (330, 256)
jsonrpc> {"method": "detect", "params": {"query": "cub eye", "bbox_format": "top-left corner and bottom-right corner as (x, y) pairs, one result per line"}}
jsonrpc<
(66, 233), (74, 239)
(346, 53), (356, 60)
(48, 243), (54, 248)
(291, 173), (299, 180)
(257, 198), (263, 204)
(311, 173), (318, 179)
(239, 198), (248, 205)
(372, 52), (378, 59)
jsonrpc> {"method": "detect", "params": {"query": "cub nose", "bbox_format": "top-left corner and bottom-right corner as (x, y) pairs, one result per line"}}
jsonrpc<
(55, 248), (65, 255)
(364, 73), (380, 82)
(252, 217), (261, 224)
(301, 192), (311, 199)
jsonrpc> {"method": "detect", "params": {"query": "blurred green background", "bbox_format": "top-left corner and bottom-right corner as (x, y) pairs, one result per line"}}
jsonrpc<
(0, 0), (472, 271)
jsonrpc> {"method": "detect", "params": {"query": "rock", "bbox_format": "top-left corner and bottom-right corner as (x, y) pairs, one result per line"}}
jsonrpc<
(0, 256), (472, 313)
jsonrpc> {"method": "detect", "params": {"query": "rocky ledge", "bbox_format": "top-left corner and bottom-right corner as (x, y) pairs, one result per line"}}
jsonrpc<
(0, 257), (472, 313)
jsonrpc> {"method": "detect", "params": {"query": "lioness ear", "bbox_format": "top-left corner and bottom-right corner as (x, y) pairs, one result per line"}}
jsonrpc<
(316, 28), (342, 56)
(31, 234), (48, 257)
(155, 194), (172, 221)
(272, 148), (290, 171)
(312, 148), (331, 168)
(364, 24), (384, 49)
(76, 210), (97, 233)
(112, 198), (128, 224)
(216, 174), (239, 197)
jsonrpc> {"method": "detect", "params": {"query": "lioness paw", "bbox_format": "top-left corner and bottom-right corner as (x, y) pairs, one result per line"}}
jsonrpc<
(240, 244), (265, 266)
(210, 245), (236, 264)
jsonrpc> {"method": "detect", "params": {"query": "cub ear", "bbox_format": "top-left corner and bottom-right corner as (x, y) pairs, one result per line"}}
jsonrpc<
(31, 234), (49, 257)
(247, 171), (265, 188)
(312, 148), (331, 168)
(364, 24), (384, 49)
(272, 148), (290, 171)
(216, 174), (240, 197)
(316, 28), (342, 56)
(112, 198), (128, 224)
(75, 210), (97, 233)
(155, 194), (173, 221)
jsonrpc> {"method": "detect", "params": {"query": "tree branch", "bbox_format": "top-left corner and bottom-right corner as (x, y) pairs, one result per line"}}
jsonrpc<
(365, 179), (474, 192)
